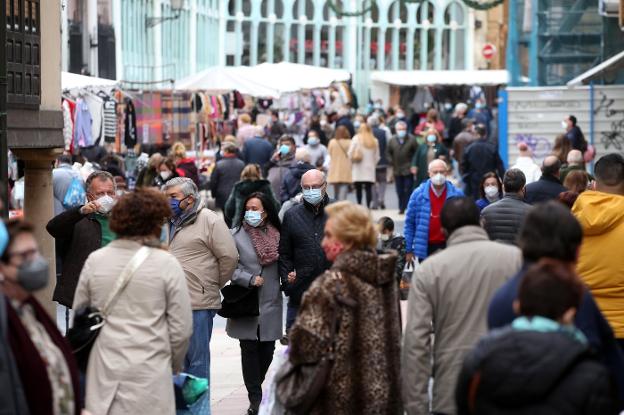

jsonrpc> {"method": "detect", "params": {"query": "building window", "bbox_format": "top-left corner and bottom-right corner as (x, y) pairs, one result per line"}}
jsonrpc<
(6, 0), (41, 107)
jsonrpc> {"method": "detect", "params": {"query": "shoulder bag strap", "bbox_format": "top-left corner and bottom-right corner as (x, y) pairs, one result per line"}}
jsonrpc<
(101, 246), (151, 317)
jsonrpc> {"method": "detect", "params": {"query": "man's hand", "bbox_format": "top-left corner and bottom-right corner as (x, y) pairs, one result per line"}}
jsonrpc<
(253, 276), (264, 287)
(80, 201), (100, 215)
(406, 253), (415, 264)
(287, 271), (296, 284)
(410, 166), (417, 175)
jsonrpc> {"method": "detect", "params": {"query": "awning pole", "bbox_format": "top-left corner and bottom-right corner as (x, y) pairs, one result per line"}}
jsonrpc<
(589, 80), (595, 174)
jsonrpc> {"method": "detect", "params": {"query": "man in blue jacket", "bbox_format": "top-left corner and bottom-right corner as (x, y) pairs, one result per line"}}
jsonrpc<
(405, 159), (464, 263)
(488, 201), (624, 407)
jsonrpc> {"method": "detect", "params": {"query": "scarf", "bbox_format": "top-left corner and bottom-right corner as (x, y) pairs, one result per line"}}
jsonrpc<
(243, 222), (280, 266)
(512, 315), (588, 345)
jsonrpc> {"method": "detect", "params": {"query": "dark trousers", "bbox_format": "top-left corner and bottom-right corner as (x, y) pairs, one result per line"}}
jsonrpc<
(240, 339), (276, 410)
(395, 175), (414, 212)
(354, 181), (373, 207)
(428, 242), (447, 256)
(286, 304), (299, 331)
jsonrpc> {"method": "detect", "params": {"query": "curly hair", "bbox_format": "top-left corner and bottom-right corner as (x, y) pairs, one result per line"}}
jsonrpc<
(109, 188), (172, 238)
(325, 201), (376, 250)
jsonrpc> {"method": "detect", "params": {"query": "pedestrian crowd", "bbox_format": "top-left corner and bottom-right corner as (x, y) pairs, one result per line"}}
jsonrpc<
(1, 98), (622, 415)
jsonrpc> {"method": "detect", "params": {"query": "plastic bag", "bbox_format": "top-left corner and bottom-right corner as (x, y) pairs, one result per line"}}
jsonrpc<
(62, 177), (86, 209)
(174, 373), (209, 415)
(400, 259), (418, 300)
(259, 347), (289, 415)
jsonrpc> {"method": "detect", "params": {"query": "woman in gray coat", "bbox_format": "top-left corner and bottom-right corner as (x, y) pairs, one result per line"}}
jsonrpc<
(227, 191), (283, 415)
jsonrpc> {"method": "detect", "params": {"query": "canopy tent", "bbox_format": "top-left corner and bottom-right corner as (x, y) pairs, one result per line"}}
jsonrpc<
(370, 70), (510, 86)
(175, 62), (351, 97)
(61, 71), (119, 89)
(175, 66), (279, 97)
(566, 50), (624, 87)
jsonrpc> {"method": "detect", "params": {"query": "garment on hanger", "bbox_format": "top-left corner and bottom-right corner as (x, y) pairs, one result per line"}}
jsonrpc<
(124, 98), (137, 148)
(62, 99), (75, 151)
(84, 93), (104, 145)
(98, 91), (118, 143)
(74, 98), (93, 148)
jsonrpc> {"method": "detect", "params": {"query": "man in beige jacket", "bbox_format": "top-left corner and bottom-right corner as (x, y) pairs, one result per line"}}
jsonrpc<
(164, 177), (238, 408)
(402, 197), (522, 415)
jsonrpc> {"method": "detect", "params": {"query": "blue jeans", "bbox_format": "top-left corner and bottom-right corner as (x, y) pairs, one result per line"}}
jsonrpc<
(185, 309), (217, 378)
(395, 174), (414, 212)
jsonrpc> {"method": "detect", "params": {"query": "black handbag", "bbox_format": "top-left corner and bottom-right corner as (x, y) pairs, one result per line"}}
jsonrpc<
(67, 246), (151, 372)
(217, 284), (259, 319)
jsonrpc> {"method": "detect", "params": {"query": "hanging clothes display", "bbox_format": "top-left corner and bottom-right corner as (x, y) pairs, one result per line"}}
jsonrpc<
(84, 93), (104, 145)
(73, 98), (94, 149)
(98, 92), (117, 143)
(135, 92), (163, 145)
(124, 98), (137, 148)
(61, 99), (75, 151)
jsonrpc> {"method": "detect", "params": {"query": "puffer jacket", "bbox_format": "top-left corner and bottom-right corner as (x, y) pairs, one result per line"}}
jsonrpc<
(404, 180), (465, 259)
(289, 249), (402, 415)
(278, 195), (332, 306)
(573, 190), (624, 338)
(456, 328), (618, 415)
(280, 161), (315, 203)
(481, 194), (532, 245)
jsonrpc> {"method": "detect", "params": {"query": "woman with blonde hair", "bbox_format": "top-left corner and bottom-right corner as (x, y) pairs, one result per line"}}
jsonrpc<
(348, 123), (380, 207)
(327, 125), (353, 201)
(170, 141), (200, 186)
(285, 201), (402, 414)
(224, 164), (280, 228)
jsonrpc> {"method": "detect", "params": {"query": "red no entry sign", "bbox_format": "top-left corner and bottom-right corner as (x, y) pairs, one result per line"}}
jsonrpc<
(482, 43), (497, 60)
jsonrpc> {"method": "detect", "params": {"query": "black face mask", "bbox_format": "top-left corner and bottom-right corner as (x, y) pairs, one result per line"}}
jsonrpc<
(17, 256), (49, 292)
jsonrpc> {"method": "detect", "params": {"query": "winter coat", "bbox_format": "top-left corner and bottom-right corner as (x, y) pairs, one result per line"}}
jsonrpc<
(524, 174), (567, 204)
(402, 226), (522, 415)
(168, 199), (238, 310)
(453, 131), (478, 166)
(373, 126), (389, 167)
(242, 137), (274, 167)
(481, 194), (532, 245)
(289, 249), (402, 415)
(327, 138), (353, 184)
(278, 196), (332, 306)
(573, 191), (624, 338)
(280, 161), (315, 203)
(404, 180), (465, 259)
(348, 134), (380, 183)
(73, 240), (192, 415)
(412, 142), (450, 187)
(511, 156), (542, 184)
(456, 328), (618, 415)
(378, 235), (406, 282)
(46, 206), (103, 307)
(266, 154), (295, 200)
(461, 139), (505, 199)
(0, 295), (28, 415)
(335, 115), (355, 137)
(386, 135), (420, 177)
(176, 158), (200, 187)
(210, 156), (245, 210)
(488, 263), (624, 405)
(226, 227), (283, 342)
(224, 179), (281, 228)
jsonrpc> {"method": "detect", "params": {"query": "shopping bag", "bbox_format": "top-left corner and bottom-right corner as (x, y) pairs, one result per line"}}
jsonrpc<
(63, 177), (86, 209)
(400, 259), (418, 300)
(174, 373), (209, 414)
(259, 348), (288, 415)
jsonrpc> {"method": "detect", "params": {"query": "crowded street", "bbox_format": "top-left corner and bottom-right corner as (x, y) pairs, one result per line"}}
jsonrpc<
(1, 0), (624, 415)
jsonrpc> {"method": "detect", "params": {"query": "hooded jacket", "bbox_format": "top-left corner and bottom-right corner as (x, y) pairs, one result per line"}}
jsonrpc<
(289, 249), (402, 415)
(573, 191), (624, 338)
(456, 328), (618, 415)
(280, 161), (315, 203)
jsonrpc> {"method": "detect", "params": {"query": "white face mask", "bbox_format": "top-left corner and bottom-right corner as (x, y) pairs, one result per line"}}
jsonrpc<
(484, 185), (499, 199)
(561, 120), (568, 130)
(96, 195), (116, 215)
(160, 170), (172, 180)
(379, 233), (390, 242)
(431, 173), (446, 186)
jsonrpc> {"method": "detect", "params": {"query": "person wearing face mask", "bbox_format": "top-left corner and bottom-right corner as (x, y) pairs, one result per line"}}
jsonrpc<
(304, 131), (328, 168)
(563, 115), (588, 154)
(227, 192), (283, 415)
(467, 98), (492, 138)
(1, 220), (81, 415)
(475, 172), (503, 211)
(46, 171), (118, 333)
(153, 157), (179, 188)
(410, 129), (450, 188)
(280, 148), (316, 203)
(304, 115), (328, 147)
(266, 136), (297, 201)
(404, 159), (464, 264)
(481, 169), (532, 245)
(287, 201), (402, 414)
(73, 189), (192, 415)
(135, 152), (164, 188)
(386, 120), (420, 214)
(279, 169), (332, 339)
(377, 216), (406, 294)
(210, 142), (245, 212)
(164, 177), (238, 412)
(461, 124), (505, 200)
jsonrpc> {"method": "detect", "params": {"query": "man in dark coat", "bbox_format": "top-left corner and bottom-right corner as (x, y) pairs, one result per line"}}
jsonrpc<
(524, 155), (567, 204)
(280, 149), (315, 203)
(488, 201), (624, 407)
(481, 168), (532, 245)
(460, 124), (505, 199)
(46, 171), (118, 330)
(242, 127), (273, 167)
(210, 142), (245, 211)
(279, 169), (331, 335)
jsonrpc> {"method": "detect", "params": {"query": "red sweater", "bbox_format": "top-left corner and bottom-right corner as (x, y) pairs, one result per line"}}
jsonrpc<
(429, 186), (447, 243)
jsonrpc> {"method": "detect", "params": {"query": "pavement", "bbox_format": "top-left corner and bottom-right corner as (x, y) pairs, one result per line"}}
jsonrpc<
(212, 189), (406, 414)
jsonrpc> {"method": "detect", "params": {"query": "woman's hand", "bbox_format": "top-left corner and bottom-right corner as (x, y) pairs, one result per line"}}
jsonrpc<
(253, 276), (264, 287)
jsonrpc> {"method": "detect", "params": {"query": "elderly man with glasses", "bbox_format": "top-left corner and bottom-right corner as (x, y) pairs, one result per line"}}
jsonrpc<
(278, 169), (332, 342)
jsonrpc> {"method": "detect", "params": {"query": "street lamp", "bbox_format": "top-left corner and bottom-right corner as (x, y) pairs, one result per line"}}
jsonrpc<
(146, 0), (185, 28)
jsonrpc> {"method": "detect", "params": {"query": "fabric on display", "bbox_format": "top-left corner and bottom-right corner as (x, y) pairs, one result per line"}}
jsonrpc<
(73, 98), (94, 149)
(84, 93), (104, 145)
(100, 93), (117, 143)
(124, 98), (137, 148)
(62, 99), (75, 151)
(136, 92), (163, 145)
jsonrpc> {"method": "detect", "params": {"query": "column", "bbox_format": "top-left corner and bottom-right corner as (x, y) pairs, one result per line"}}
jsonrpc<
(87, 0), (99, 76)
(113, 0), (123, 80)
(190, 0), (197, 75)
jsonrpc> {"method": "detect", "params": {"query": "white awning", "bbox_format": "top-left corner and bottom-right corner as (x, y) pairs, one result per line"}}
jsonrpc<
(61, 72), (119, 89)
(567, 50), (624, 87)
(175, 66), (280, 97)
(370, 70), (509, 86)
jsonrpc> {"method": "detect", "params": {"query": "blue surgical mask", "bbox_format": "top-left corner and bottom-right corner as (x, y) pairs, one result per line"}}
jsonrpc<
(353, 121), (361, 129)
(397, 130), (407, 139)
(169, 196), (187, 218)
(308, 136), (320, 146)
(244, 210), (263, 227)
(427, 135), (437, 143)
(302, 188), (323, 205)
(475, 102), (483, 109)
(279, 144), (290, 155)
(0, 221), (8, 256)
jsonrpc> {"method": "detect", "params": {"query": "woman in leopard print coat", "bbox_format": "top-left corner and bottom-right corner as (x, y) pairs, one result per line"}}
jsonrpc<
(288, 201), (402, 414)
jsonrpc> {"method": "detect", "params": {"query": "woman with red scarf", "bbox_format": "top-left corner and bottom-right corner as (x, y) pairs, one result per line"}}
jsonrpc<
(226, 192), (283, 415)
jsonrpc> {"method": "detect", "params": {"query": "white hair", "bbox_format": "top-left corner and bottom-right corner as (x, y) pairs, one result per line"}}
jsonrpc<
(295, 147), (311, 163)
(163, 177), (199, 198)
(455, 103), (468, 114)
